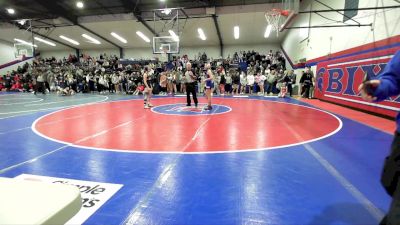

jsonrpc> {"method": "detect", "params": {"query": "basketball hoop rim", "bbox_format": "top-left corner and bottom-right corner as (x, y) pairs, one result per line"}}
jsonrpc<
(265, 8), (291, 17)
(266, 8), (282, 14)
(264, 8), (289, 37)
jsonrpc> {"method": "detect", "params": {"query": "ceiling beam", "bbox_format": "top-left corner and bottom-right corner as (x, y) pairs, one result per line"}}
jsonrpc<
(180, 8), (189, 19)
(299, 5), (400, 13)
(34, 0), (78, 24)
(132, 1), (157, 36)
(120, 0), (157, 37)
(212, 15), (223, 57)
(33, 0), (123, 49)
(133, 12), (157, 36)
(285, 24), (372, 29)
(94, 0), (116, 15)
(120, 0), (135, 10)
(121, 0), (157, 36)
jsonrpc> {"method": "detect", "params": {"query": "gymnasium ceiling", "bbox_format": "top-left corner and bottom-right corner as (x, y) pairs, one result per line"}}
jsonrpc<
(0, 0), (289, 51)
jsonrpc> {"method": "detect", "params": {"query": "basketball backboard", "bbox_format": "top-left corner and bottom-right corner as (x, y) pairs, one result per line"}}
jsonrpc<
(153, 36), (179, 54)
(14, 43), (34, 59)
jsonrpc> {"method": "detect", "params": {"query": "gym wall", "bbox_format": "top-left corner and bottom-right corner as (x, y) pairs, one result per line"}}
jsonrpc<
(282, 0), (400, 65)
(282, 0), (400, 117)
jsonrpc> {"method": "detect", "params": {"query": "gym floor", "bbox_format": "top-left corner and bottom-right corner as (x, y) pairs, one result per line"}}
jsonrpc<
(0, 92), (392, 224)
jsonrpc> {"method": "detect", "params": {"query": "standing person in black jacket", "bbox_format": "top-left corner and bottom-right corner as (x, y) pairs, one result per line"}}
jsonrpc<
(287, 70), (296, 97)
(185, 62), (198, 107)
(300, 67), (313, 99)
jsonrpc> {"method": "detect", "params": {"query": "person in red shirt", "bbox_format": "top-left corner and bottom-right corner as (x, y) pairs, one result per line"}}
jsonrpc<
(11, 81), (23, 92)
(15, 81), (22, 90)
(14, 74), (20, 82)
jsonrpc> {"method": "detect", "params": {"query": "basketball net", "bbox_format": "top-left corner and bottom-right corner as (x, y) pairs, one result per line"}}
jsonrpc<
(265, 9), (283, 37)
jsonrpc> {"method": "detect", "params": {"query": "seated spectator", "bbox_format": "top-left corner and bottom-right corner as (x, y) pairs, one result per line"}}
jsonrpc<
(134, 82), (145, 95)
(277, 71), (291, 98)
(10, 81), (23, 92)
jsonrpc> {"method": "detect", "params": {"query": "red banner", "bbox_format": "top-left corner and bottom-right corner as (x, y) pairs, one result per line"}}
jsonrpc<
(313, 36), (400, 118)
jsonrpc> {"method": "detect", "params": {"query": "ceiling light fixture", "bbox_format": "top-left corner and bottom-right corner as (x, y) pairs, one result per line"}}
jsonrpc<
(14, 38), (37, 47)
(34, 37), (56, 46)
(6, 8), (15, 15)
(111, 32), (127, 44)
(168, 30), (179, 42)
(59, 35), (80, 45)
(18, 19), (26, 25)
(162, 8), (172, 15)
(198, 28), (206, 41)
(136, 31), (150, 43)
(234, 26), (239, 39)
(82, 34), (101, 44)
(76, 1), (84, 8)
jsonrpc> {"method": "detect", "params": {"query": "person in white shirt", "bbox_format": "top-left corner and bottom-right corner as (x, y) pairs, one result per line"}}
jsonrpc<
(246, 72), (255, 95)
(34, 73), (45, 95)
(240, 71), (247, 94)
(259, 72), (266, 96)
(112, 73), (119, 93)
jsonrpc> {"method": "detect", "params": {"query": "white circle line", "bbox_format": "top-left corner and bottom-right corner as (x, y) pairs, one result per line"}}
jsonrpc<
(31, 98), (343, 154)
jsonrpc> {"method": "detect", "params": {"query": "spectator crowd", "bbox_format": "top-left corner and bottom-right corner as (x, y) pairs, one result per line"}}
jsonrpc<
(0, 50), (315, 98)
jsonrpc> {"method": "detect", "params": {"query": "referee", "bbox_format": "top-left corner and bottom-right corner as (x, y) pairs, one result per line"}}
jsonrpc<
(185, 62), (198, 107)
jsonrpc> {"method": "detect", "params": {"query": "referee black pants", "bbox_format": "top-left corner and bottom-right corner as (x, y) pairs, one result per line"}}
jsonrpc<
(35, 81), (45, 94)
(186, 82), (198, 106)
(380, 132), (400, 225)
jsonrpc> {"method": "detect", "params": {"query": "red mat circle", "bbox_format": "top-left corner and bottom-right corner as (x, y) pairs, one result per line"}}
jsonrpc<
(33, 98), (341, 153)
